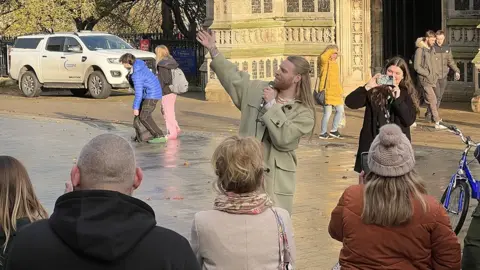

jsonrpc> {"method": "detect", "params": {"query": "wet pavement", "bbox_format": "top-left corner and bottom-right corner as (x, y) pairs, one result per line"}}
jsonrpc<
(1, 114), (480, 269)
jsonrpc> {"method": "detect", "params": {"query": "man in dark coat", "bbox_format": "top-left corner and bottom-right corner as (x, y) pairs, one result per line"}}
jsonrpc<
(6, 134), (200, 270)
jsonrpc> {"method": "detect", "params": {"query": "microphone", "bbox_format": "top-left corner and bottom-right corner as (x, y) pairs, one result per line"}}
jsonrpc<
(260, 81), (275, 108)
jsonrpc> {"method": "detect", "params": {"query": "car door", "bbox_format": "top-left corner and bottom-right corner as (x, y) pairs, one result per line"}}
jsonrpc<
(62, 37), (85, 83)
(41, 37), (65, 82)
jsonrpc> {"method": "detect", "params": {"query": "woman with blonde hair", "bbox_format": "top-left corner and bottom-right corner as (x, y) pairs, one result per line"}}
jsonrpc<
(190, 136), (295, 269)
(328, 124), (460, 270)
(0, 156), (48, 268)
(155, 45), (181, 140)
(317, 44), (344, 139)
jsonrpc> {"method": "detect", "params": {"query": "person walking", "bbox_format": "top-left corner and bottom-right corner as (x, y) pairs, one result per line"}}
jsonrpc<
(432, 30), (461, 112)
(196, 30), (315, 215)
(155, 45), (181, 140)
(120, 53), (167, 143)
(317, 45), (345, 139)
(190, 136), (295, 269)
(6, 134), (200, 270)
(329, 124), (461, 270)
(414, 30), (447, 129)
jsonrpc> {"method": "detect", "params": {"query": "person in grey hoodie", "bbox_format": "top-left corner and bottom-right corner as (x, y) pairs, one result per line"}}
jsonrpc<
(432, 30), (460, 113)
(414, 30), (446, 130)
(155, 45), (181, 140)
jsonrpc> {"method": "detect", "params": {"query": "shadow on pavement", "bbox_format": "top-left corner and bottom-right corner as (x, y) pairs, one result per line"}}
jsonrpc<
(55, 112), (131, 131)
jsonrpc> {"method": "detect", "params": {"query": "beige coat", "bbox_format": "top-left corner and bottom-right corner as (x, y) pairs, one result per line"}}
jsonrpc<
(190, 208), (296, 269)
(210, 54), (315, 214)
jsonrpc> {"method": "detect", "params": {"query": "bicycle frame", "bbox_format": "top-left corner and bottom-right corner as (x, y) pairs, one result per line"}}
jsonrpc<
(443, 143), (479, 211)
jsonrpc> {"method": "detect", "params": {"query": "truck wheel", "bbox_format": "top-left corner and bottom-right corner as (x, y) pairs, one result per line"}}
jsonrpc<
(20, 71), (42, 97)
(88, 71), (112, 99)
(70, 89), (88, 97)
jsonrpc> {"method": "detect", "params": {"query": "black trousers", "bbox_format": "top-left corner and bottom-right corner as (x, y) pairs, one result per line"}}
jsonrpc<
(133, 99), (164, 141)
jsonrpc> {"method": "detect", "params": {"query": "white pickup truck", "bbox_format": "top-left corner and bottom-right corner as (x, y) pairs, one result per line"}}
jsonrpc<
(9, 31), (157, 99)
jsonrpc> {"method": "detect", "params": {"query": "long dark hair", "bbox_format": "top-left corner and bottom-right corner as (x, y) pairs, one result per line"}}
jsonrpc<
(383, 56), (420, 110)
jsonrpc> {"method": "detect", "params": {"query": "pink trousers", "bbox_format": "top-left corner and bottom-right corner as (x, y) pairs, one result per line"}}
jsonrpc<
(162, 93), (181, 139)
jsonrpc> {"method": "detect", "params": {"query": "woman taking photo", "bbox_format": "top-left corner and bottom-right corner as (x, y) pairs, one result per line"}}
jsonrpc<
(190, 136), (295, 269)
(155, 45), (181, 140)
(317, 45), (344, 139)
(329, 124), (461, 269)
(345, 56), (418, 173)
(0, 156), (48, 269)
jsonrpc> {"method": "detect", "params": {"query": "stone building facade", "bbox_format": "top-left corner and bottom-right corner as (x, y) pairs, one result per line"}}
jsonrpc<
(203, 0), (479, 107)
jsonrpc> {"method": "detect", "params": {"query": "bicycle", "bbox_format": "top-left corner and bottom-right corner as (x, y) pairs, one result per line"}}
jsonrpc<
(440, 124), (480, 235)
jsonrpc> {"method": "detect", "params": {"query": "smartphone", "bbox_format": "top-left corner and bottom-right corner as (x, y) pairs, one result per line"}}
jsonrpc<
(361, 152), (370, 175)
(376, 75), (395, 86)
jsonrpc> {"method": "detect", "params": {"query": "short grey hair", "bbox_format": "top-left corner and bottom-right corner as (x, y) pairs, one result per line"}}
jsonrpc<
(77, 134), (136, 190)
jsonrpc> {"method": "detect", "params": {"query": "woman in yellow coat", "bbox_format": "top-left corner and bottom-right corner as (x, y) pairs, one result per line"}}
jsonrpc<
(317, 45), (344, 139)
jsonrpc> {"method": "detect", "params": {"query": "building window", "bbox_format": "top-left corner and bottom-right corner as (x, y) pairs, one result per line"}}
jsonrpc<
(252, 61), (258, 79)
(252, 0), (261, 13)
(264, 0), (273, 12)
(302, 0), (314, 12)
(318, 0), (330, 12)
(273, 59), (278, 73)
(467, 62), (474, 82)
(242, 61), (249, 72)
(309, 60), (315, 77)
(259, 60), (265, 78)
(266, 59), (272, 77)
(455, 0), (480, 10)
(287, 0), (299, 12)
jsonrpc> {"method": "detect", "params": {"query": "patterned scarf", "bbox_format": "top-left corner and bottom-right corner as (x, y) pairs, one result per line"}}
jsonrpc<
(214, 191), (273, 215)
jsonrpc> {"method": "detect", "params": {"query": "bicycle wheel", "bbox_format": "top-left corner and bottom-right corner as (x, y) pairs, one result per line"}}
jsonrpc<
(440, 180), (470, 235)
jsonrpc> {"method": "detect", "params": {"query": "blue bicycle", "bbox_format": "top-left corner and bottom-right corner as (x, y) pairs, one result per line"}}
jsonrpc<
(440, 125), (480, 235)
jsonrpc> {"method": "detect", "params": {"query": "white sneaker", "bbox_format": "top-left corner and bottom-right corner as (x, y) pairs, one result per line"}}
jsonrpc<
(435, 122), (447, 130)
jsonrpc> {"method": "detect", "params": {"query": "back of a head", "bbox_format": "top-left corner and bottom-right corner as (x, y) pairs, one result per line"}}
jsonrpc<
(77, 134), (136, 192)
(212, 136), (264, 194)
(119, 53), (136, 65)
(362, 124), (427, 227)
(0, 156), (48, 249)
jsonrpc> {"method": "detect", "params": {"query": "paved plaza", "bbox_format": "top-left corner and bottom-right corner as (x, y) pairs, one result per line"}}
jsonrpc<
(1, 113), (479, 269)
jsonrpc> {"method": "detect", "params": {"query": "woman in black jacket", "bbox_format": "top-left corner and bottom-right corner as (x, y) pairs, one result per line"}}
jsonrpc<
(345, 56), (418, 173)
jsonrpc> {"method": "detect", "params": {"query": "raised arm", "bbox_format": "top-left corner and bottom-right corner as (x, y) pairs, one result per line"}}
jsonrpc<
(210, 54), (251, 109)
(345, 86), (368, 109)
(197, 30), (251, 109)
(261, 104), (314, 152)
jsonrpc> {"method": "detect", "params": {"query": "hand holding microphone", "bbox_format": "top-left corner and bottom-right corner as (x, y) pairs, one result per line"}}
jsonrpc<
(261, 81), (276, 107)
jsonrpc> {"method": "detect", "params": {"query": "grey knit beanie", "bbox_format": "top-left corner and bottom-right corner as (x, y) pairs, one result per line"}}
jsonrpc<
(368, 124), (415, 177)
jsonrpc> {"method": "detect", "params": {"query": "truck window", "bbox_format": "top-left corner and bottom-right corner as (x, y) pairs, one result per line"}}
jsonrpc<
(63, 37), (82, 52)
(46, 37), (66, 52)
(13, 38), (43, 49)
(79, 35), (133, 50)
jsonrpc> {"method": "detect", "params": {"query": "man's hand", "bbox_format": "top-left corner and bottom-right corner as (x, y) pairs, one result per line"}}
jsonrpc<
(455, 72), (460, 81)
(263, 86), (276, 104)
(196, 30), (216, 50)
(133, 109), (139, 116)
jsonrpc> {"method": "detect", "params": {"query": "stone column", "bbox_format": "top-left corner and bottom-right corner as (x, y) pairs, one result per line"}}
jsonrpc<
(337, 0), (372, 94)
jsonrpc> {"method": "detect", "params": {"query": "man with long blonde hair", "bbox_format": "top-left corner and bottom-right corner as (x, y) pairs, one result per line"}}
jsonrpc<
(196, 30), (316, 214)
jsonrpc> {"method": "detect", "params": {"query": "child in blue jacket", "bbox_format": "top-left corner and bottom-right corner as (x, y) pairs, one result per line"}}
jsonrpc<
(120, 53), (166, 143)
